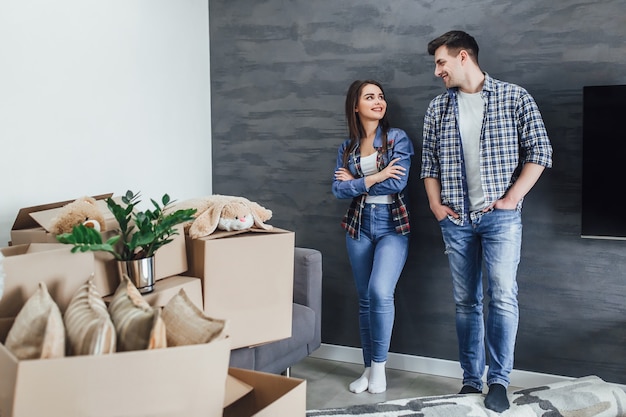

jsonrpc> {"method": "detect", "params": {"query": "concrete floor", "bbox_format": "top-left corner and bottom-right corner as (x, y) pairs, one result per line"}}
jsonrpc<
(290, 356), (469, 411)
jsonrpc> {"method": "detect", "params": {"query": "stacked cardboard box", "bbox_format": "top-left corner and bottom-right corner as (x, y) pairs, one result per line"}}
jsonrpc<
(185, 227), (295, 349)
(9, 194), (297, 349)
(9, 195), (188, 296)
(0, 243), (231, 417)
(0, 194), (306, 416)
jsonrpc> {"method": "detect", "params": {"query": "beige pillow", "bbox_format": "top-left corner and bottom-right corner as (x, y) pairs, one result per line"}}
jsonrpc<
(5, 282), (65, 360)
(108, 274), (166, 351)
(162, 288), (227, 346)
(64, 279), (116, 356)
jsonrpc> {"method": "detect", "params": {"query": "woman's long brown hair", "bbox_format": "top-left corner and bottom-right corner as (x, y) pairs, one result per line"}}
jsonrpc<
(342, 79), (390, 167)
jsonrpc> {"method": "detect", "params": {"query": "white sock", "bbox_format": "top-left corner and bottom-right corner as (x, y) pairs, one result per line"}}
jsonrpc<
(368, 361), (387, 394)
(349, 367), (370, 393)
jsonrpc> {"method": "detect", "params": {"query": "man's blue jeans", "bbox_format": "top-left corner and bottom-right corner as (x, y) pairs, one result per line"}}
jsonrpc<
(439, 209), (522, 389)
(346, 203), (409, 366)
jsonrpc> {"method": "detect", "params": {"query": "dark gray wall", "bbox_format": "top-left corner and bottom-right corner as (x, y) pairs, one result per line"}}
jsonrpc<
(209, 0), (626, 384)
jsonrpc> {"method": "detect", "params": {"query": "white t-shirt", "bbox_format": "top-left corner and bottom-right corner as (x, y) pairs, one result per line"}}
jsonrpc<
(458, 91), (486, 211)
(360, 152), (392, 204)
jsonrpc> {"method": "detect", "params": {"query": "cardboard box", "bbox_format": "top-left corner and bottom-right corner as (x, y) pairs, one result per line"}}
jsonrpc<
(224, 374), (254, 408)
(0, 336), (231, 417)
(223, 368), (306, 417)
(9, 196), (188, 296)
(0, 244), (95, 318)
(0, 258), (231, 417)
(10, 193), (116, 246)
(103, 275), (204, 310)
(186, 228), (295, 349)
(152, 224), (188, 281)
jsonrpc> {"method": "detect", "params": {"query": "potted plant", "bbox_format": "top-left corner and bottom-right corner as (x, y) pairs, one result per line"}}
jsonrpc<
(56, 190), (197, 293)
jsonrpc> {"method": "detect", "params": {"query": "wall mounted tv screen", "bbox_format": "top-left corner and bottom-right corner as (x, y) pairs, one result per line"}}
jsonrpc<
(581, 84), (626, 240)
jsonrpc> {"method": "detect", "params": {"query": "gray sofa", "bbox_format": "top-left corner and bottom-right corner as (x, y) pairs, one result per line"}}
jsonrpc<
(228, 247), (322, 375)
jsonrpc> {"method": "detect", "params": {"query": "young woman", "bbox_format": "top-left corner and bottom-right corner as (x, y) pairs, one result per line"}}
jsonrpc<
(332, 80), (414, 394)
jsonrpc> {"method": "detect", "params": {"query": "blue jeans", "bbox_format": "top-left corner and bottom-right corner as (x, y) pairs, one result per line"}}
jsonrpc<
(346, 203), (409, 366)
(439, 209), (522, 389)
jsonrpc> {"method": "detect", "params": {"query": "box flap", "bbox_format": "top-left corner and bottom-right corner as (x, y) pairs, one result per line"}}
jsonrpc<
(224, 368), (306, 417)
(12, 193), (113, 231)
(29, 199), (116, 233)
(0, 243), (68, 257)
(201, 226), (290, 241)
(223, 374), (254, 408)
(0, 244), (29, 257)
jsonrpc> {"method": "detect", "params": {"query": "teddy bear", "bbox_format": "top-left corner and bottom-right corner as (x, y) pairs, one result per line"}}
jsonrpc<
(49, 196), (107, 235)
(173, 195), (273, 238)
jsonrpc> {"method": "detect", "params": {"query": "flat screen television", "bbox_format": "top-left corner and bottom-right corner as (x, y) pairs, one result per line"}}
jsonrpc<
(581, 84), (626, 240)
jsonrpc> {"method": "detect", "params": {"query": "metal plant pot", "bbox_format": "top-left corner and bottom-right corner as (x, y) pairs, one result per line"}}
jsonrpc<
(117, 256), (155, 294)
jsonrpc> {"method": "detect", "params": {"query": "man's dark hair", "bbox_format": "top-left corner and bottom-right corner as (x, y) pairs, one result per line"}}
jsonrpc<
(427, 30), (479, 64)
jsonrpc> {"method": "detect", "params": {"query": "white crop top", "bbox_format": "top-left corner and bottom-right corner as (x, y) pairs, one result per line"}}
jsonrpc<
(361, 152), (392, 204)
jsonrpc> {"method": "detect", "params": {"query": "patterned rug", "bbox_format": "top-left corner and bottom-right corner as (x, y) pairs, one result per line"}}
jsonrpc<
(306, 375), (626, 417)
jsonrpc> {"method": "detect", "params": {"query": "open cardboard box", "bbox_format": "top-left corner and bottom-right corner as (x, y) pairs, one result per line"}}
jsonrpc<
(0, 334), (231, 417)
(185, 227), (295, 349)
(223, 367), (306, 417)
(9, 194), (188, 296)
(10, 193), (116, 246)
(0, 247), (231, 417)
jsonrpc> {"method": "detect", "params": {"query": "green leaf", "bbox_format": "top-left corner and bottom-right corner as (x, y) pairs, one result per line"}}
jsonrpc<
(56, 224), (121, 260)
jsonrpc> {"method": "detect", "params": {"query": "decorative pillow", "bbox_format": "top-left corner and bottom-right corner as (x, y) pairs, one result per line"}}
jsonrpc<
(108, 274), (166, 351)
(64, 278), (116, 356)
(5, 282), (65, 360)
(161, 288), (227, 346)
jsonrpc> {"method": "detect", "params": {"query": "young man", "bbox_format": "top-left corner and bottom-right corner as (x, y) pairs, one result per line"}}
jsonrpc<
(420, 30), (553, 412)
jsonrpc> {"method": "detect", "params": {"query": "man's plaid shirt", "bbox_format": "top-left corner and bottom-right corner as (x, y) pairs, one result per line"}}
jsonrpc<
(420, 73), (553, 225)
(332, 127), (414, 239)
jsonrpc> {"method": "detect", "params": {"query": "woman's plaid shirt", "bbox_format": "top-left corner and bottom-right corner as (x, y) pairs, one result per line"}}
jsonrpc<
(332, 127), (414, 239)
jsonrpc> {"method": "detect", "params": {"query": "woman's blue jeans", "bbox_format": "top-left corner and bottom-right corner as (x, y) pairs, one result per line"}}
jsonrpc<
(346, 203), (409, 366)
(439, 209), (522, 390)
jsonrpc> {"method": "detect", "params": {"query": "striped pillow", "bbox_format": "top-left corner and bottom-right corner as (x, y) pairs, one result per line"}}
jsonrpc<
(108, 274), (166, 351)
(64, 279), (116, 356)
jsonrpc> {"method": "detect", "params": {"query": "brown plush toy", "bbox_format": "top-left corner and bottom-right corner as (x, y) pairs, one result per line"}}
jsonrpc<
(49, 196), (107, 235)
(173, 195), (272, 238)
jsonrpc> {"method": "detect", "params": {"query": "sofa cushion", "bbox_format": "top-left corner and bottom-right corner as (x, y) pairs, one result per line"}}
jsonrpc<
(254, 303), (315, 371)
(229, 344), (255, 369)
